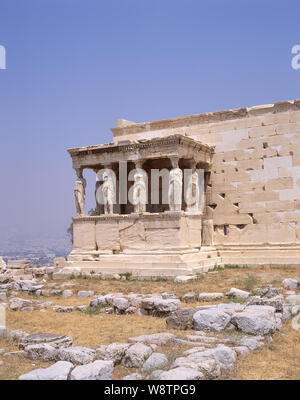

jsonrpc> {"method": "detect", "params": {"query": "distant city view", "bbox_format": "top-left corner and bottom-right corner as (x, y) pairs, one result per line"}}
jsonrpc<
(0, 234), (72, 266)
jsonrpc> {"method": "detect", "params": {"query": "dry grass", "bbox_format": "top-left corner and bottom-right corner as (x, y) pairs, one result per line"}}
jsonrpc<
(223, 322), (300, 380)
(6, 310), (191, 347)
(0, 266), (299, 380)
(0, 339), (51, 380)
(45, 266), (299, 298)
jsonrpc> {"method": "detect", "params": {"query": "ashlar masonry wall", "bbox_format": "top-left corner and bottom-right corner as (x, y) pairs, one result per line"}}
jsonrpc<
(111, 100), (300, 260)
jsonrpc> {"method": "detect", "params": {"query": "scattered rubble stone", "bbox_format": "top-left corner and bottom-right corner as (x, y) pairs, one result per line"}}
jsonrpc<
(166, 308), (195, 330)
(19, 333), (73, 350)
(142, 352), (168, 371)
(96, 343), (131, 365)
(193, 309), (231, 332)
(70, 360), (113, 380)
(54, 306), (74, 313)
(24, 343), (57, 361)
(282, 278), (298, 290)
(77, 291), (94, 298)
(128, 333), (175, 346)
(182, 292), (197, 303)
(286, 295), (300, 305)
(158, 367), (204, 380)
(198, 293), (224, 302)
(122, 343), (153, 368)
(227, 288), (250, 299)
(174, 275), (196, 283)
(123, 373), (142, 380)
(0, 326), (8, 339)
(62, 290), (73, 298)
(231, 306), (278, 335)
(55, 346), (96, 365)
(18, 361), (74, 380)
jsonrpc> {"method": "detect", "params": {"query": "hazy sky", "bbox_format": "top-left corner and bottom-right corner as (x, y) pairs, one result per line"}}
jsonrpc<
(0, 0), (299, 241)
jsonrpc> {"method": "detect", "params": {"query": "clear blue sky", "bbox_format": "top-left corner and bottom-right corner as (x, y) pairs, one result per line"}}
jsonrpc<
(0, 0), (299, 241)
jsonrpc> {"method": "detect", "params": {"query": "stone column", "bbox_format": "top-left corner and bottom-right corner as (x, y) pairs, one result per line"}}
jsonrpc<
(132, 160), (147, 213)
(74, 168), (86, 215)
(168, 156), (182, 212)
(102, 163), (115, 215)
(185, 160), (200, 213)
(94, 168), (102, 215)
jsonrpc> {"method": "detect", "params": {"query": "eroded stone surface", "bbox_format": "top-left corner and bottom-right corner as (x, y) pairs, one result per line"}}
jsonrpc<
(193, 309), (231, 332)
(19, 361), (74, 380)
(142, 353), (168, 372)
(70, 360), (113, 380)
(158, 367), (204, 380)
(19, 333), (73, 350)
(55, 346), (96, 365)
(231, 307), (277, 335)
(166, 308), (195, 330)
(128, 333), (174, 346)
(122, 343), (152, 368)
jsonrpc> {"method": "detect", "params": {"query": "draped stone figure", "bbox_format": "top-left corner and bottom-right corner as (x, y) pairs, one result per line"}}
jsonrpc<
(102, 173), (115, 214)
(186, 169), (200, 212)
(132, 171), (147, 213)
(74, 173), (86, 215)
(169, 159), (182, 211)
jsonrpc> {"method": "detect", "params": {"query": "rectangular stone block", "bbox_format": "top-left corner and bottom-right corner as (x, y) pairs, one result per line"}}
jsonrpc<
(295, 200), (300, 210)
(264, 156), (293, 170)
(238, 224), (267, 245)
(224, 171), (250, 183)
(236, 182), (265, 192)
(276, 123), (300, 135)
(239, 202), (266, 213)
(119, 220), (146, 250)
(277, 145), (293, 157)
(213, 213), (252, 225)
(96, 219), (120, 251)
(252, 212), (280, 224)
(262, 113), (290, 125)
(267, 223), (296, 244)
(184, 216), (202, 248)
(222, 151), (237, 162)
(249, 125), (275, 138)
(145, 228), (181, 250)
(73, 219), (96, 250)
(236, 159), (263, 171)
(263, 147), (278, 158)
(293, 153), (300, 166)
(246, 117), (262, 128)
(251, 191), (279, 202)
(290, 111), (300, 123)
(236, 138), (262, 150)
(265, 177), (293, 190)
(266, 201), (294, 212)
(267, 135), (290, 146)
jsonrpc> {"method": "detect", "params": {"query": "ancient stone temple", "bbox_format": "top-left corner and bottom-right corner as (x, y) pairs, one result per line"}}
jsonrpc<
(58, 99), (300, 278)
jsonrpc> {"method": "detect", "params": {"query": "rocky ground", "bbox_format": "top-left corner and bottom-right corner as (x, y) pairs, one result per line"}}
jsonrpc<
(0, 264), (299, 380)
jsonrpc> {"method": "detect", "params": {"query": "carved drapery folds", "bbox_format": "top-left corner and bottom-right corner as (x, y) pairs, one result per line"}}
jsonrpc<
(74, 168), (86, 215)
(169, 157), (183, 212)
(132, 161), (147, 213)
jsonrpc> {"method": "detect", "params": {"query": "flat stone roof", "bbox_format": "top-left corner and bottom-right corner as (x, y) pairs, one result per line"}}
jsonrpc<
(68, 133), (214, 156)
(111, 99), (300, 136)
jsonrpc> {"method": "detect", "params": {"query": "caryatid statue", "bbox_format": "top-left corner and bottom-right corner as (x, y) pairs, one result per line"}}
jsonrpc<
(169, 157), (182, 211)
(74, 170), (86, 215)
(102, 172), (115, 215)
(132, 170), (147, 213)
(186, 168), (200, 212)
